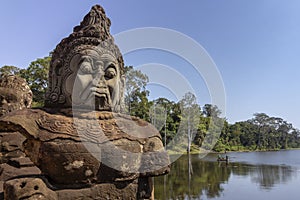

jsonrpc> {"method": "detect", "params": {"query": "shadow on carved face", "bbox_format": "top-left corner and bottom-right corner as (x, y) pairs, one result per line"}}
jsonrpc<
(0, 89), (21, 116)
(68, 48), (122, 111)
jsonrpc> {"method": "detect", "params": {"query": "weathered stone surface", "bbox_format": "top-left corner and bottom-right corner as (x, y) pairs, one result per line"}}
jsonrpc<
(0, 131), (39, 188)
(0, 132), (26, 153)
(0, 163), (41, 182)
(8, 157), (36, 168)
(0, 75), (41, 199)
(0, 181), (3, 194)
(0, 75), (32, 117)
(56, 177), (153, 200)
(4, 178), (57, 200)
(0, 128), (40, 194)
(0, 109), (169, 188)
(32, 139), (100, 186)
(140, 137), (170, 176)
(0, 76), (31, 166)
(56, 181), (138, 200)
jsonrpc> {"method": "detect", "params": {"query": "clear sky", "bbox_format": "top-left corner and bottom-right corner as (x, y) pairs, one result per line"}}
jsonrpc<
(1, 0), (300, 128)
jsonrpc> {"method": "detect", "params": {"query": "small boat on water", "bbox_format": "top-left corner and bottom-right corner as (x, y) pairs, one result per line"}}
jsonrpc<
(217, 155), (229, 162)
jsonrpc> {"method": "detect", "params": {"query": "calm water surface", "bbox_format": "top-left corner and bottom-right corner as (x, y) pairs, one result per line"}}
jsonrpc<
(154, 150), (300, 200)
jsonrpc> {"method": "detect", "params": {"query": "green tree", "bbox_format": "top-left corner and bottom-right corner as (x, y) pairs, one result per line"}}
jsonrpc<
(218, 113), (300, 152)
(249, 113), (271, 149)
(194, 116), (209, 147)
(150, 98), (179, 147)
(129, 90), (151, 120)
(19, 55), (51, 106)
(200, 104), (224, 151)
(0, 65), (21, 76)
(124, 66), (149, 114)
(288, 128), (300, 148)
(203, 104), (222, 118)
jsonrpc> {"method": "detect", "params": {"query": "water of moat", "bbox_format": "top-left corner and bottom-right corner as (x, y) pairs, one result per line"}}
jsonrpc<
(154, 150), (300, 200)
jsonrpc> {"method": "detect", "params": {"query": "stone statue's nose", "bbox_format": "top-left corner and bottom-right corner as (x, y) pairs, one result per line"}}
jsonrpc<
(93, 74), (107, 88)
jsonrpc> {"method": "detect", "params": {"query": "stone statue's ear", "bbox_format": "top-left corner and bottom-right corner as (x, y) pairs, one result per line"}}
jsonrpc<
(53, 59), (62, 75)
(118, 74), (126, 112)
(24, 94), (33, 108)
(120, 74), (125, 95)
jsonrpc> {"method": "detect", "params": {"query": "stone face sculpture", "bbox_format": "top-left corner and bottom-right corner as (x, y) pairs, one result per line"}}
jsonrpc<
(0, 5), (169, 200)
(45, 4), (124, 113)
(0, 75), (32, 117)
(4, 178), (57, 200)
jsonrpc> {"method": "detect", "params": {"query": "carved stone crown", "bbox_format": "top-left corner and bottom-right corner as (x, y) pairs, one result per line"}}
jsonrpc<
(45, 5), (124, 108)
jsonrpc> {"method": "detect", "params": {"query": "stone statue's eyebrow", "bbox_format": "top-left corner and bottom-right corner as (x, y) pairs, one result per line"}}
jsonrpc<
(101, 54), (117, 70)
(101, 53), (115, 61)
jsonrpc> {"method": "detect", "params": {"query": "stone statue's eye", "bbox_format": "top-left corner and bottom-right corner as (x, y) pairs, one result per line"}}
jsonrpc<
(2, 95), (17, 104)
(80, 61), (93, 74)
(105, 65), (117, 79)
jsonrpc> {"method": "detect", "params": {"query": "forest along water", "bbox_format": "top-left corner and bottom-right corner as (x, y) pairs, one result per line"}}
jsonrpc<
(154, 150), (300, 200)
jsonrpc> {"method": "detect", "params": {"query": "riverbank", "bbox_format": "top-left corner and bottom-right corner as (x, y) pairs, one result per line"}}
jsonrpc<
(167, 144), (300, 155)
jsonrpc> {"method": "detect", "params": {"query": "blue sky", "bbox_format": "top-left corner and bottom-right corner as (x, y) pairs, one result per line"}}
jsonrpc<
(1, 0), (300, 128)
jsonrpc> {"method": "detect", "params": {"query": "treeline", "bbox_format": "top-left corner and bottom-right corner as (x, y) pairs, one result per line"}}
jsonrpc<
(127, 92), (300, 152)
(1, 57), (300, 152)
(124, 66), (300, 152)
(216, 113), (300, 152)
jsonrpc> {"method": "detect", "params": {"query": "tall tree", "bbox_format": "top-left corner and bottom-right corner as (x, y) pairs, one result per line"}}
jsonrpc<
(201, 104), (224, 151)
(124, 66), (149, 114)
(129, 90), (151, 120)
(149, 99), (167, 132)
(249, 113), (272, 149)
(150, 98), (178, 147)
(178, 92), (201, 153)
(270, 117), (293, 149)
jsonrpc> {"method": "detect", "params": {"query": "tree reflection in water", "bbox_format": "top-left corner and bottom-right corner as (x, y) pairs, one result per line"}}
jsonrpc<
(154, 154), (295, 200)
(232, 163), (294, 190)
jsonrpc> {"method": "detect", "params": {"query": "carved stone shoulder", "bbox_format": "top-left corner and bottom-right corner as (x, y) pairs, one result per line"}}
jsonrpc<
(0, 109), (80, 142)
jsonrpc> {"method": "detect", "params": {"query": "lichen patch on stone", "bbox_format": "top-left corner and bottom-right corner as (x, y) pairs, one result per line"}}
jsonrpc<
(64, 160), (84, 170)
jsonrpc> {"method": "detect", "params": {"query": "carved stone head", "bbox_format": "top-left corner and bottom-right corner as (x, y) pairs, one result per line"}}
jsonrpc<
(0, 75), (32, 117)
(45, 5), (125, 112)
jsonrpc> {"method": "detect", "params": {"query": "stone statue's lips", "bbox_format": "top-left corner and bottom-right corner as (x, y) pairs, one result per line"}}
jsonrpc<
(90, 87), (111, 111)
(21, 193), (46, 200)
(90, 87), (109, 98)
(73, 86), (112, 111)
(79, 86), (109, 101)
